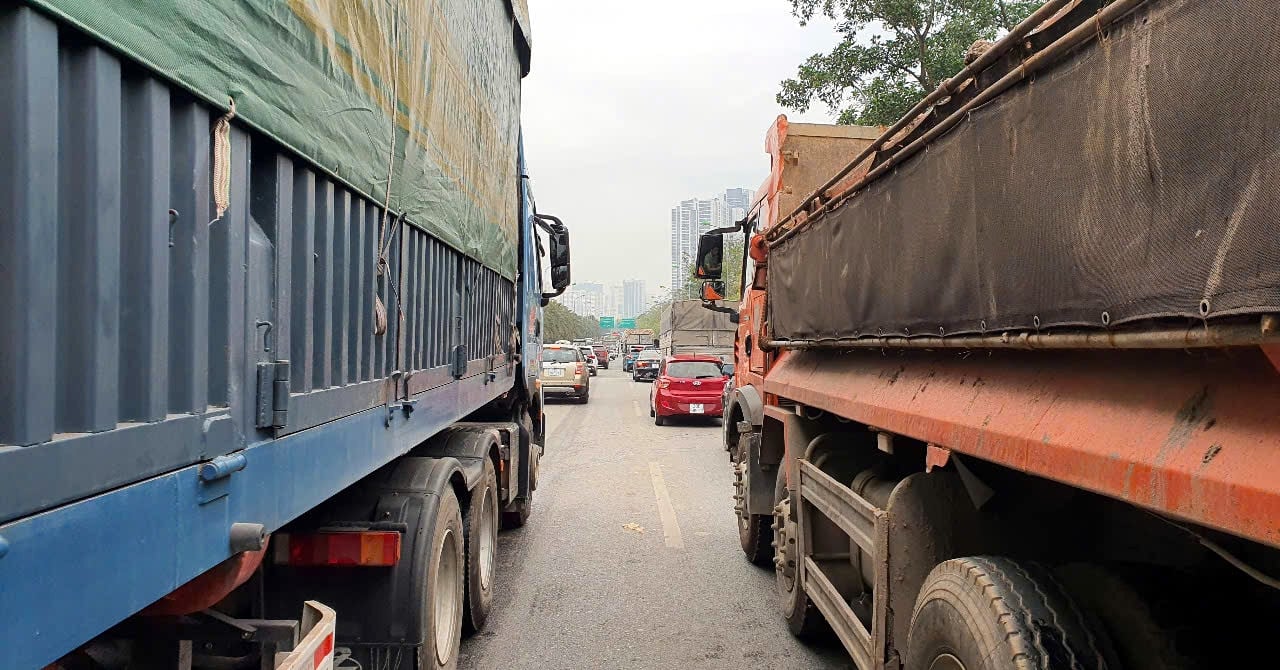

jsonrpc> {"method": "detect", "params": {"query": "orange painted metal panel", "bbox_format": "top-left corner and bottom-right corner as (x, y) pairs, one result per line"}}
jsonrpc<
(764, 348), (1280, 549)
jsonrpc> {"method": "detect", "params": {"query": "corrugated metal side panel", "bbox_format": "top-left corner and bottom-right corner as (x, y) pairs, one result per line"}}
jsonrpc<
(0, 5), (516, 520)
(0, 6), (58, 446)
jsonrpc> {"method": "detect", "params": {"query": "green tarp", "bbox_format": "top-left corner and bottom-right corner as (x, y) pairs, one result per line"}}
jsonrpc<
(30, 0), (531, 278)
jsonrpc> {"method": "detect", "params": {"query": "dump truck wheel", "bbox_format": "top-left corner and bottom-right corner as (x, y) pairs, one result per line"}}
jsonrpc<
(775, 473), (825, 637)
(905, 556), (1116, 670)
(735, 434), (773, 565)
(1056, 563), (1213, 670)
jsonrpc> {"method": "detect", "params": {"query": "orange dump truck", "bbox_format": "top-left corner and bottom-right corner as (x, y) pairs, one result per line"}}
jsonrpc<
(706, 1), (1280, 668)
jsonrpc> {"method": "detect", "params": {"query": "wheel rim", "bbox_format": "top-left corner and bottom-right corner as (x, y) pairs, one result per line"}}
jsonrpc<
(479, 487), (497, 591)
(434, 528), (460, 665)
(928, 653), (966, 670)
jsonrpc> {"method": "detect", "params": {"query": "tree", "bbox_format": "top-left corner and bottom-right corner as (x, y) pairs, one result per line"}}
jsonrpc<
(543, 301), (601, 342)
(678, 237), (745, 302)
(778, 0), (1039, 126)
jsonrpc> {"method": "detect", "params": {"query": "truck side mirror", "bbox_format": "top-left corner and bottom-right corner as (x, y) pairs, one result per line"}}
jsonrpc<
(536, 213), (571, 306)
(694, 233), (723, 279)
(701, 280), (726, 301)
(548, 227), (571, 291)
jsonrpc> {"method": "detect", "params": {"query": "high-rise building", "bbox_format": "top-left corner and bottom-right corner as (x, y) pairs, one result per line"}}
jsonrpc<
(622, 280), (646, 319)
(604, 283), (624, 319)
(557, 282), (604, 316)
(669, 188), (754, 294)
(724, 187), (753, 220)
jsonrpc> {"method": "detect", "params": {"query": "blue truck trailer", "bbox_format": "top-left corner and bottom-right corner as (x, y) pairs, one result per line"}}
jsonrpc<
(0, 2), (567, 668)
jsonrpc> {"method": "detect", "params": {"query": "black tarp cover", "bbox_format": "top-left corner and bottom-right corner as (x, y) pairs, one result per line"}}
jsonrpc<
(769, 0), (1280, 342)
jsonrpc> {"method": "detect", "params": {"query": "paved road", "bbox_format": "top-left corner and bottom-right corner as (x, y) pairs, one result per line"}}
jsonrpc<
(459, 366), (849, 670)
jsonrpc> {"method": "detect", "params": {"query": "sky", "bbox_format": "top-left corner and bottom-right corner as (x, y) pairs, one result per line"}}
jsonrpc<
(520, 0), (840, 296)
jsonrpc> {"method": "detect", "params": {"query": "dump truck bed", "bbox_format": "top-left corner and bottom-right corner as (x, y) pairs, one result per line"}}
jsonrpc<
(765, 0), (1280, 345)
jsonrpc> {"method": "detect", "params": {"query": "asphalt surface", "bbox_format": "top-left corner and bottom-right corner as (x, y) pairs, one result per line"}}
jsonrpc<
(459, 366), (850, 670)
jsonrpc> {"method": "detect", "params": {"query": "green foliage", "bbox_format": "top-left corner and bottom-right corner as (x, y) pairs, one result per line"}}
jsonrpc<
(544, 301), (602, 342)
(779, 0), (1039, 125)
(635, 236), (747, 335)
(673, 237), (746, 302)
(633, 303), (665, 334)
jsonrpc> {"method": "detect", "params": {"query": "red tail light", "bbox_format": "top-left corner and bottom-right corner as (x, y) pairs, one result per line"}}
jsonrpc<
(657, 379), (671, 389)
(274, 532), (401, 567)
(575, 363), (585, 375)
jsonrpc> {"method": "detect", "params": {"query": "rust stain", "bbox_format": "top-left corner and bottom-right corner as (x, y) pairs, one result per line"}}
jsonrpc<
(764, 349), (1280, 550)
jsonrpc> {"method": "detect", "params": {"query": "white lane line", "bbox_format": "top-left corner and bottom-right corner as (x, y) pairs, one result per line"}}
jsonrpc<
(648, 462), (684, 549)
(632, 400), (642, 417)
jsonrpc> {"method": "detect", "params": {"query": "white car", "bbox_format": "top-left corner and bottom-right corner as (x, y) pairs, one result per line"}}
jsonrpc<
(577, 346), (599, 376)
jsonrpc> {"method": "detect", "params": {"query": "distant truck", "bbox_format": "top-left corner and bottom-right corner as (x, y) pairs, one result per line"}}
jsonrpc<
(1, 2), (569, 669)
(700, 2), (1280, 668)
(624, 329), (656, 348)
(658, 300), (738, 364)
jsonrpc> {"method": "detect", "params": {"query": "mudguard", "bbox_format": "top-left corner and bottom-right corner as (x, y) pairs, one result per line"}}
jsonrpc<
(413, 425), (505, 491)
(731, 385), (765, 428)
(265, 456), (467, 666)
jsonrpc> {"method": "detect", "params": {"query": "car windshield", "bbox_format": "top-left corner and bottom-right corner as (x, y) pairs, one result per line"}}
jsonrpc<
(543, 348), (580, 363)
(665, 361), (724, 379)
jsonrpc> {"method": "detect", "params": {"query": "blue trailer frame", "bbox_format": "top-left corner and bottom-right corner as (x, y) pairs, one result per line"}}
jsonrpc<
(0, 5), (550, 668)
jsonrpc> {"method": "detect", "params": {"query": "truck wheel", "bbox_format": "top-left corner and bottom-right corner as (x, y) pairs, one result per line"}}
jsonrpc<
(462, 458), (498, 634)
(423, 488), (465, 670)
(1055, 563), (1208, 670)
(775, 473), (825, 637)
(905, 556), (1115, 670)
(735, 434), (773, 565)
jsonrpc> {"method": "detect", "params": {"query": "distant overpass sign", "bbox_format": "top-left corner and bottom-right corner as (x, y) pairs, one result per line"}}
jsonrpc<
(619, 318), (636, 329)
(599, 316), (615, 329)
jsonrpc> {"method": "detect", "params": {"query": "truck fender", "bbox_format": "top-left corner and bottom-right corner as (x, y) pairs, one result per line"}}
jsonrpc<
(742, 431), (779, 517)
(412, 426), (503, 492)
(730, 385), (765, 428)
(264, 455), (468, 652)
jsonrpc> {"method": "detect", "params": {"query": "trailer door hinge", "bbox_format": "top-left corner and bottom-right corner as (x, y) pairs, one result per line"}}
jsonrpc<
(256, 360), (291, 429)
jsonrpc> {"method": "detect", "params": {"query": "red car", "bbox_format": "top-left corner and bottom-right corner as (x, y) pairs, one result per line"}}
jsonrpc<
(649, 355), (730, 425)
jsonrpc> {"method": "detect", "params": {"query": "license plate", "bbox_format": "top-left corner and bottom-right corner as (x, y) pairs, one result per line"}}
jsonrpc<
(546, 368), (564, 377)
(689, 404), (704, 414)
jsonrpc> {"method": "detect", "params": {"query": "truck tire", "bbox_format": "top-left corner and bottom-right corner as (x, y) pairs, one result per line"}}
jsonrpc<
(462, 458), (498, 635)
(735, 434), (773, 565)
(1055, 563), (1209, 670)
(775, 473), (825, 637)
(422, 488), (465, 670)
(905, 556), (1116, 670)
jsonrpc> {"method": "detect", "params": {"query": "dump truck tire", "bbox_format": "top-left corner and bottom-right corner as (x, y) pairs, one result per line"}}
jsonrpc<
(905, 556), (1116, 670)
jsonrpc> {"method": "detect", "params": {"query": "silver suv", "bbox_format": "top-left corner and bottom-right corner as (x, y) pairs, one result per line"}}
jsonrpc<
(540, 345), (591, 403)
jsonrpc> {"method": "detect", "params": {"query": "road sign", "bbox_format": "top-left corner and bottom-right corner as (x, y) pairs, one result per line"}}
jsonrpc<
(619, 318), (636, 329)
(599, 316), (615, 329)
